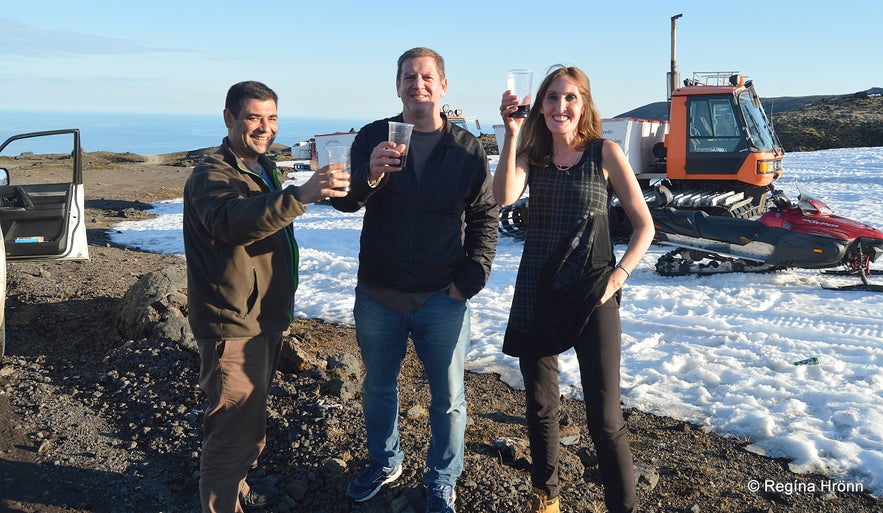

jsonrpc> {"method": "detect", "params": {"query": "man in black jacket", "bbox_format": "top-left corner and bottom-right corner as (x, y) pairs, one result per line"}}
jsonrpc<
(331, 47), (498, 513)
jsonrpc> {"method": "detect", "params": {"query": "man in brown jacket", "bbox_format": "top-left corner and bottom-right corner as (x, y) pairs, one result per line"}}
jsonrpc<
(183, 80), (349, 513)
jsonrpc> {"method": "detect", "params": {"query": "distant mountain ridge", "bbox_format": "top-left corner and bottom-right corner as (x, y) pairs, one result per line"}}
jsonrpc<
(615, 87), (883, 151)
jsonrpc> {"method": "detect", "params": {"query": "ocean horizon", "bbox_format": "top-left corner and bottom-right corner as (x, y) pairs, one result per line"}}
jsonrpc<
(0, 109), (369, 155)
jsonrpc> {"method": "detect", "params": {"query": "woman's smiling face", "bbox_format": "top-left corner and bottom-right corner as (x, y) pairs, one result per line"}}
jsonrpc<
(540, 75), (584, 135)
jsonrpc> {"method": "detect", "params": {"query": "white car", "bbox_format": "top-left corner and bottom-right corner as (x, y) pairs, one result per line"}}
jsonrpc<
(0, 129), (89, 358)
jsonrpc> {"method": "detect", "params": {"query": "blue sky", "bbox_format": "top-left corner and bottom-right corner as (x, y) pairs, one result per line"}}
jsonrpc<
(2, 1), (881, 128)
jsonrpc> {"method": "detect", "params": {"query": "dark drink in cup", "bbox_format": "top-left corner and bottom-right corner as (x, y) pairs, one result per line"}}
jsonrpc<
(511, 105), (530, 118)
(398, 147), (408, 168)
(388, 121), (414, 171)
(507, 69), (533, 119)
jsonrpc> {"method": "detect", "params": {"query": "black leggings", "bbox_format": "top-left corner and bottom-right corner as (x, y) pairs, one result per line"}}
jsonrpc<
(519, 298), (636, 513)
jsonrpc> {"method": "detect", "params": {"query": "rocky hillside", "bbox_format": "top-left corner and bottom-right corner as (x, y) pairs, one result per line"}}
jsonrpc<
(769, 91), (883, 151)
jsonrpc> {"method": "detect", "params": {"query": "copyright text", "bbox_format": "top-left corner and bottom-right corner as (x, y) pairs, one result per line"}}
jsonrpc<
(747, 479), (864, 495)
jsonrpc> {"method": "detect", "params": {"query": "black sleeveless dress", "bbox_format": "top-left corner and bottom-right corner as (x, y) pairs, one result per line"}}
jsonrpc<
(502, 139), (615, 357)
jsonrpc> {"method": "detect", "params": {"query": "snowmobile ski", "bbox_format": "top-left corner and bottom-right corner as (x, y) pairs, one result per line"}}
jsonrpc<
(821, 283), (883, 292)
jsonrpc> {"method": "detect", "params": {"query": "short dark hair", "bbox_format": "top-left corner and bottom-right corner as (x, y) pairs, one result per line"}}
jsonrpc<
(224, 81), (278, 117)
(396, 47), (445, 82)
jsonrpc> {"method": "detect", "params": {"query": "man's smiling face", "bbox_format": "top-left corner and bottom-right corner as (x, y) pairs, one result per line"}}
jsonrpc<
(224, 98), (278, 163)
(396, 56), (448, 119)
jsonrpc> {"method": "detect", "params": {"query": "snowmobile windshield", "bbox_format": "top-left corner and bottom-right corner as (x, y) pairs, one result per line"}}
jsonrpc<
(796, 185), (834, 216)
(738, 92), (778, 152)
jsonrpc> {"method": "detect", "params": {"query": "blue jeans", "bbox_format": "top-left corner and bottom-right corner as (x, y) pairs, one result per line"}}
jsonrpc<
(353, 285), (471, 487)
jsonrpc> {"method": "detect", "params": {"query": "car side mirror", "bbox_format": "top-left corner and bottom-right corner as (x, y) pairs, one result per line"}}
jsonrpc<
(0, 168), (8, 186)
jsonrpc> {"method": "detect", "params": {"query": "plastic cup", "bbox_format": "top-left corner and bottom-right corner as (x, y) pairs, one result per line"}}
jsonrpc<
(325, 145), (350, 192)
(388, 121), (414, 168)
(507, 69), (533, 118)
(493, 124), (507, 149)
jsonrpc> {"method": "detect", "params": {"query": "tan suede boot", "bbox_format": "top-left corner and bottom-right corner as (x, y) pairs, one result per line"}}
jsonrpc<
(524, 488), (560, 513)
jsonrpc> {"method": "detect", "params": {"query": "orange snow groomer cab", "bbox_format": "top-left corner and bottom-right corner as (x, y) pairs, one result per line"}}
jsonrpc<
(660, 73), (785, 218)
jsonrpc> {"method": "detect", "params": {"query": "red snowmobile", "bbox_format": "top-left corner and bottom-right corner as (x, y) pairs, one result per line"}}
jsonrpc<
(651, 186), (883, 291)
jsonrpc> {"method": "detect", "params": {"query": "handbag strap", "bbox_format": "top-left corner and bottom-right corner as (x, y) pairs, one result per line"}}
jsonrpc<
(550, 210), (598, 276)
(547, 138), (608, 274)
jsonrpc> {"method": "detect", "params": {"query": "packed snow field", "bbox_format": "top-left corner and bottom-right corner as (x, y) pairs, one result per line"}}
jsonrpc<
(110, 147), (883, 494)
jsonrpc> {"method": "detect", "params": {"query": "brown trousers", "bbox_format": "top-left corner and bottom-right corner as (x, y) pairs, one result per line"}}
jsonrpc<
(197, 333), (282, 513)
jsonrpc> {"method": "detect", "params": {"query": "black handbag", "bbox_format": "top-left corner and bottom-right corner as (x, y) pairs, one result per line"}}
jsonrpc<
(532, 211), (613, 352)
(503, 211), (613, 358)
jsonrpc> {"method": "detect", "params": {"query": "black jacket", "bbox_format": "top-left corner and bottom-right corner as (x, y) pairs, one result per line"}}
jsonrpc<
(331, 115), (499, 298)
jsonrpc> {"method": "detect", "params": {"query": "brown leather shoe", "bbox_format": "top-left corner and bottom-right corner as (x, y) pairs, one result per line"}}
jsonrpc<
(524, 488), (560, 513)
(241, 483), (277, 511)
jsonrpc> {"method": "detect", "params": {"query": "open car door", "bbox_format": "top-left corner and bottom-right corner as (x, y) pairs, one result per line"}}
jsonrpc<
(0, 129), (89, 358)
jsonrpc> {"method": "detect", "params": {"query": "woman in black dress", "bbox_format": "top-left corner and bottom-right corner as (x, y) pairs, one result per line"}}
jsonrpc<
(494, 65), (654, 513)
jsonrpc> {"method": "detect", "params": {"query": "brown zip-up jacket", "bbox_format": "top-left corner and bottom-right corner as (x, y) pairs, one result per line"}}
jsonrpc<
(183, 138), (306, 342)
